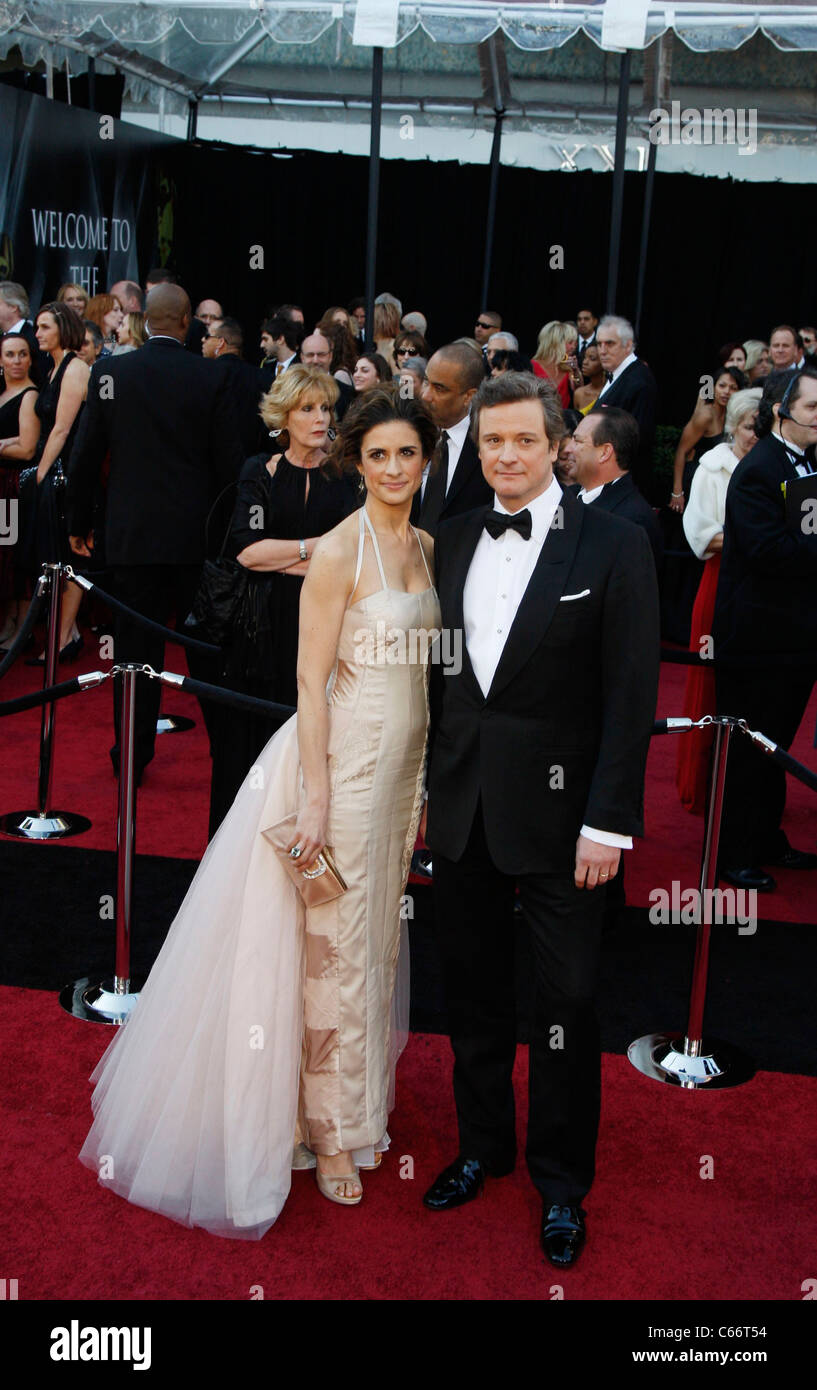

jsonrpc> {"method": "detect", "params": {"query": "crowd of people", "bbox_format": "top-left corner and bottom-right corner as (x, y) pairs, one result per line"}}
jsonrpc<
(1, 270), (815, 1263)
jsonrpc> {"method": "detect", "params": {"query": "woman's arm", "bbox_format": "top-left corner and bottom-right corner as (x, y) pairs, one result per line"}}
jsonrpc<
(235, 535), (322, 572)
(670, 404), (709, 513)
(37, 359), (89, 482)
(0, 391), (41, 461)
(290, 529), (355, 867)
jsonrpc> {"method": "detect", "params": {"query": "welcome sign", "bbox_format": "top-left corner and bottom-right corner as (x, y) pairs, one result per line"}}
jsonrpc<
(0, 85), (175, 308)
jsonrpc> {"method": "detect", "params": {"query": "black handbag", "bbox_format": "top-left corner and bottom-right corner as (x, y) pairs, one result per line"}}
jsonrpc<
(185, 482), (248, 646)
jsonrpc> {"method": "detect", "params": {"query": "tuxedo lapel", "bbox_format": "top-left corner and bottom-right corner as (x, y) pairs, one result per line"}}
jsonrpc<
(442, 507), (486, 702)
(444, 436), (479, 508)
(594, 473), (634, 513)
(486, 488), (584, 702)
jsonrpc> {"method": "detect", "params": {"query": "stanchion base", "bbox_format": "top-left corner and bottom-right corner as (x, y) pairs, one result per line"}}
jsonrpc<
(0, 810), (92, 840)
(59, 976), (144, 1026)
(156, 713), (195, 735)
(628, 1032), (756, 1089)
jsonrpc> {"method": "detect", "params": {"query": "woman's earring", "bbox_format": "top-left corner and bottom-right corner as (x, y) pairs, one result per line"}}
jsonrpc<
(327, 427), (337, 441)
(269, 429), (281, 438)
(358, 475), (365, 495)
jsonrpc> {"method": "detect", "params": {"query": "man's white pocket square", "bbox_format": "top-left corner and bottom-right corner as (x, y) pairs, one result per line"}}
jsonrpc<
(559, 589), (591, 602)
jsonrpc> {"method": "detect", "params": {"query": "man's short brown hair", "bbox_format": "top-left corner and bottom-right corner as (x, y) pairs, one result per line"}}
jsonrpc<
(470, 371), (566, 446)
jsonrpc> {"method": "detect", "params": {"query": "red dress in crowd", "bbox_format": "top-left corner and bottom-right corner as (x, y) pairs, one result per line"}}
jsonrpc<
(676, 553), (721, 814)
(531, 360), (571, 409)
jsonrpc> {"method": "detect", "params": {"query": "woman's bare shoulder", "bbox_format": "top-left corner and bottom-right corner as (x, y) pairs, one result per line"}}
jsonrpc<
(313, 509), (361, 564)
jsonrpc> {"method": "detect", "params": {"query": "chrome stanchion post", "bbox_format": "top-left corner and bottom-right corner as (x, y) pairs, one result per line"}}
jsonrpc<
(60, 664), (144, 1024)
(0, 563), (92, 840)
(629, 717), (756, 1089)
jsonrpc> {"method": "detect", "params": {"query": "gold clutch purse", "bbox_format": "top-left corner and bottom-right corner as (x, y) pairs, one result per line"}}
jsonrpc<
(262, 813), (348, 907)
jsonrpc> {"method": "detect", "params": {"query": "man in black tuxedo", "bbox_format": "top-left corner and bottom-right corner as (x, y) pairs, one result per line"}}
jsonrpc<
(421, 372), (660, 1267)
(575, 307), (599, 366)
(713, 368), (817, 892)
(595, 315), (658, 490)
(568, 406), (664, 572)
(259, 314), (302, 389)
(416, 343), (492, 534)
(202, 315), (268, 455)
(67, 283), (243, 779)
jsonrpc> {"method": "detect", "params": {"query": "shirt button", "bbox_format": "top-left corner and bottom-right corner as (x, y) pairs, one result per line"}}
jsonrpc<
(497, 627), (503, 634)
(505, 555), (511, 562)
(500, 593), (507, 599)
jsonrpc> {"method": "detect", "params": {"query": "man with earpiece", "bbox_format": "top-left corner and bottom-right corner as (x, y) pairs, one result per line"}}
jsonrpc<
(713, 367), (817, 892)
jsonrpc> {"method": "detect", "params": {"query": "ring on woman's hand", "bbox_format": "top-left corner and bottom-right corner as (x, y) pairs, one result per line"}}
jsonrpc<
(290, 845), (303, 860)
(600, 872), (608, 878)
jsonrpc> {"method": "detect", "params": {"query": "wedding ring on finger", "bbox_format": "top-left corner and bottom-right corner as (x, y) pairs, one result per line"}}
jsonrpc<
(290, 845), (303, 860)
(600, 871), (608, 879)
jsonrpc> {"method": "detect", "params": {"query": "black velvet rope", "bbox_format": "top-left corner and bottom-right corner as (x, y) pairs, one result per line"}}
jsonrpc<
(64, 575), (220, 656)
(175, 674), (295, 721)
(757, 743), (817, 795)
(0, 676), (87, 716)
(0, 584), (47, 682)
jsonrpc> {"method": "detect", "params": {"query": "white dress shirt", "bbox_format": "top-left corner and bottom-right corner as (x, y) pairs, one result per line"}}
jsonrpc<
(772, 428), (814, 476)
(462, 478), (631, 850)
(597, 350), (637, 399)
(8, 318), (27, 335)
(577, 474), (624, 505)
(442, 413), (471, 495)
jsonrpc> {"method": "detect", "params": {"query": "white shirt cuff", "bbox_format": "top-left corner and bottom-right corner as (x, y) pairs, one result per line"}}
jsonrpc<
(581, 824), (632, 850)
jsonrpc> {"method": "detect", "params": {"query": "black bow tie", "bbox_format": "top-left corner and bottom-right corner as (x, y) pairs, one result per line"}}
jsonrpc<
(605, 371), (613, 383)
(484, 508), (532, 541)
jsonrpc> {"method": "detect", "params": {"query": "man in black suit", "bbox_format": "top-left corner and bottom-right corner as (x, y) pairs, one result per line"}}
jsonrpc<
(713, 368), (817, 892)
(67, 283), (243, 779)
(202, 315), (268, 455)
(259, 314), (302, 389)
(575, 307), (598, 366)
(595, 315), (658, 490)
(421, 372), (660, 1267)
(416, 343), (492, 534)
(568, 406), (664, 572)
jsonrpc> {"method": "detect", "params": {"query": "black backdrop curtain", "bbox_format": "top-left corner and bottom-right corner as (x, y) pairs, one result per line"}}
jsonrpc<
(163, 138), (817, 440)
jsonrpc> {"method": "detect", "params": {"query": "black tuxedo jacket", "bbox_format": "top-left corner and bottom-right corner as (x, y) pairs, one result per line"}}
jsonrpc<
(713, 432), (817, 660)
(588, 473), (664, 572)
(211, 354), (268, 457)
(426, 489), (660, 874)
(67, 337), (244, 566)
(417, 434), (493, 536)
(597, 359), (658, 481)
(576, 331), (597, 365)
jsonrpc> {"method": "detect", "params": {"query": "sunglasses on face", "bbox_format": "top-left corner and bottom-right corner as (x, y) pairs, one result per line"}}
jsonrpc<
(476, 321), (493, 331)
(396, 347), (419, 357)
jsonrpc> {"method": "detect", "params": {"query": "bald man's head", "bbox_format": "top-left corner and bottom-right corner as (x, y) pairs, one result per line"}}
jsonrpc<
(145, 283), (191, 340)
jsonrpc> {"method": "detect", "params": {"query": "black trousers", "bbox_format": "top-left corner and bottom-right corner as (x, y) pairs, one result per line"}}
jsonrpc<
(109, 563), (206, 772)
(432, 800), (607, 1207)
(716, 664), (816, 866)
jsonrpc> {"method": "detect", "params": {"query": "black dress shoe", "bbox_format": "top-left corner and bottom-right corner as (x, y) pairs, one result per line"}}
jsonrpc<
(541, 1204), (586, 1268)
(423, 1157), (486, 1211)
(767, 846), (817, 870)
(720, 866), (776, 892)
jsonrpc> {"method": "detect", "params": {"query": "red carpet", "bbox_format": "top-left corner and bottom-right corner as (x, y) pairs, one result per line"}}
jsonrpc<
(2, 627), (816, 921)
(0, 984), (813, 1301)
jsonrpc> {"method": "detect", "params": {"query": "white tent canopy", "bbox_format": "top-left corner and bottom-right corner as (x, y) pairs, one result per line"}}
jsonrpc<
(4, 2), (817, 182)
(4, 2), (817, 106)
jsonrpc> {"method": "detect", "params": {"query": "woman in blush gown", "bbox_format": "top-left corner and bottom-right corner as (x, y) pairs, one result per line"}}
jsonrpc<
(79, 386), (441, 1236)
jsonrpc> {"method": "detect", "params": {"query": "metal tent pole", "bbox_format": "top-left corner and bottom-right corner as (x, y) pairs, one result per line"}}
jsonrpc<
(605, 50), (631, 314)
(364, 47), (384, 351)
